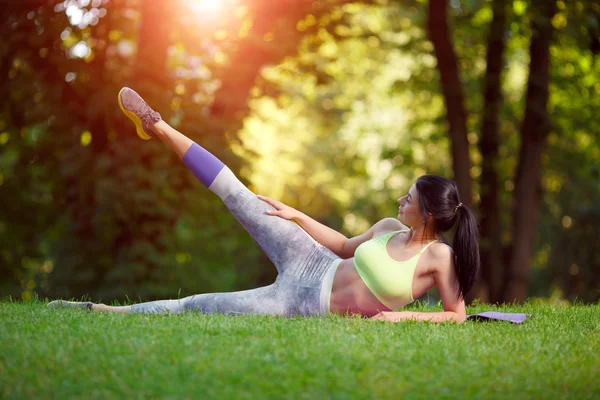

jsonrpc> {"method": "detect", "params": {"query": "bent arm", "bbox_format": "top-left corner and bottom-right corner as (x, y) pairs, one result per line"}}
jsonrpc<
(257, 195), (349, 256)
(294, 215), (405, 259)
(370, 244), (467, 323)
(257, 195), (406, 258)
(293, 211), (349, 256)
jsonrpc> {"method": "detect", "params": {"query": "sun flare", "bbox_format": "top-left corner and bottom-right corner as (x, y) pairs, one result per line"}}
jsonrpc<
(186, 0), (225, 15)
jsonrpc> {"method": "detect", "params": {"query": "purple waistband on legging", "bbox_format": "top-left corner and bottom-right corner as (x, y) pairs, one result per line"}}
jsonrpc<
(182, 143), (225, 187)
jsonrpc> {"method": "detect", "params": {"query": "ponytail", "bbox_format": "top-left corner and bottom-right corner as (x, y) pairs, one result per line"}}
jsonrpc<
(415, 175), (480, 299)
(452, 204), (480, 299)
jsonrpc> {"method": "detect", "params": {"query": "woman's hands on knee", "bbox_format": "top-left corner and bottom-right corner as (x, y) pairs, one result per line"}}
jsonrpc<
(257, 195), (301, 221)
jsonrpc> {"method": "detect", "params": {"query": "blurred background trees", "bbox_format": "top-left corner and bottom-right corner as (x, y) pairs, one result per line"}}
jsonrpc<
(1, 0), (598, 304)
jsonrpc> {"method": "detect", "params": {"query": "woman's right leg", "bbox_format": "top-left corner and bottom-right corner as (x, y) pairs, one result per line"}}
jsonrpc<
(114, 283), (285, 315)
(53, 273), (330, 316)
(92, 304), (132, 313)
(50, 283), (285, 315)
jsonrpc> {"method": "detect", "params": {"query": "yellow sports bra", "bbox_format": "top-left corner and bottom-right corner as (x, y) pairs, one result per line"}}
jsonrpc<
(354, 230), (438, 310)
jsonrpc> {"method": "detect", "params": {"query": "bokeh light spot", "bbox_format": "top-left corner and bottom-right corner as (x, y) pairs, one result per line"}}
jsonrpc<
(70, 41), (91, 58)
(0, 132), (10, 145)
(569, 264), (579, 276)
(80, 130), (92, 146)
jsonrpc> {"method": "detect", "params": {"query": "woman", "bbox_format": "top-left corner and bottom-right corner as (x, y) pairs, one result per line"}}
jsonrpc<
(49, 88), (480, 323)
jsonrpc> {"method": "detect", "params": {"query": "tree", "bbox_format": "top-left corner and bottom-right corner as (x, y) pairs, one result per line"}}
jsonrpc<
(427, 0), (472, 208)
(502, 1), (557, 303)
(477, 0), (509, 303)
(0, 0), (353, 300)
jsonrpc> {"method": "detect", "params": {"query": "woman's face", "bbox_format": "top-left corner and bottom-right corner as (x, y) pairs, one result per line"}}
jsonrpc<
(397, 184), (422, 228)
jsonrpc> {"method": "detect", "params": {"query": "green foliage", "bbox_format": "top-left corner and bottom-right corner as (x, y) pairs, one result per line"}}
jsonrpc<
(0, 0), (303, 301)
(236, 2), (452, 236)
(0, 0), (598, 303)
(532, 7), (600, 302)
(235, 0), (600, 302)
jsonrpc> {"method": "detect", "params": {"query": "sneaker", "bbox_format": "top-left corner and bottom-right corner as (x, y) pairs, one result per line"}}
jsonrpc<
(48, 300), (93, 310)
(118, 87), (162, 140)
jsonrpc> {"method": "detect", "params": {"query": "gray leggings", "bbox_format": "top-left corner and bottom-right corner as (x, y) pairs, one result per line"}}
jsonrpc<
(130, 187), (341, 316)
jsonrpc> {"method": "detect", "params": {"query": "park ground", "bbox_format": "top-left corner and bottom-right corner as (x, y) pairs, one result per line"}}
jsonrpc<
(1, 300), (599, 399)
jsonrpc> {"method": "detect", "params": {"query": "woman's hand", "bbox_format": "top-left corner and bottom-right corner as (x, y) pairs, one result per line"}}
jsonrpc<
(257, 195), (301, 221)
(370, 311), (464, 323)
(370, 312), (398, 322)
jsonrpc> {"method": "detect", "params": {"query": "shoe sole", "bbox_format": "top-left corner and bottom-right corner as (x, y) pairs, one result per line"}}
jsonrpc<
(118, 87), (152, 140)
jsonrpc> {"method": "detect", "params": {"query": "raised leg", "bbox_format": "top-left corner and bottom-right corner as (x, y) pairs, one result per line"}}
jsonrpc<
(118, 87), (336, 272)
(150, 120), (193, 159)
(119, 87), (324, 271)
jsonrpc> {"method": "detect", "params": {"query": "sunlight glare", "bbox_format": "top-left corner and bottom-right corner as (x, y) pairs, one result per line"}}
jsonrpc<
(187, 0), (224, 15)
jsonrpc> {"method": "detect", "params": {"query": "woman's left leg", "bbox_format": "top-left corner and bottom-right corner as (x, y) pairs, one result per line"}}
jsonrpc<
(118, 87), (331, 272)
(156, 120), (329, 272)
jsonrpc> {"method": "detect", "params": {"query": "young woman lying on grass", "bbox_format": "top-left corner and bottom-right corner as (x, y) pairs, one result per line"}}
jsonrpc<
(49, 88), (480, 323)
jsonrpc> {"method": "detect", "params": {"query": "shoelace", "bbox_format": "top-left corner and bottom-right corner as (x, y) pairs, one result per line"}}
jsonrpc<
(132, 98), (151, 116)
(133, 99), (157, 125)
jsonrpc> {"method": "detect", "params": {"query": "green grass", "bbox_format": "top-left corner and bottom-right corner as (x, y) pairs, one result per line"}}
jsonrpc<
(1, 301), (599, 399)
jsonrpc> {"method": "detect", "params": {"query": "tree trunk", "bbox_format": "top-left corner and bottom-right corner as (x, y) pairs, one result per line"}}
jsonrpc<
(502, 2), (556, 303)
(427, 0), (472, 208)
(475, 0), (509, 304)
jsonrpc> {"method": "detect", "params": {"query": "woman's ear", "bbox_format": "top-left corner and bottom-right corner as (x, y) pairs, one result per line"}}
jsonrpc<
(426, 212), (434, 224)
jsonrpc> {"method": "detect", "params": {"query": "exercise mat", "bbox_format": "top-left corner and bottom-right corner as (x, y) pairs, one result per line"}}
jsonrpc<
(467, 312), (530, 323)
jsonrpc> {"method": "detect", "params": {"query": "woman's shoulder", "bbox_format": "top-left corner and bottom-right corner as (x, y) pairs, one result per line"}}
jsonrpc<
(372, 218), (408, 236)
(427, 242), (454, 269)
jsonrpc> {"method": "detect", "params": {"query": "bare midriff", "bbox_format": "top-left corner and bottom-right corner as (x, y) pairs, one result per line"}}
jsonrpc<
(329, 258), (392, 317)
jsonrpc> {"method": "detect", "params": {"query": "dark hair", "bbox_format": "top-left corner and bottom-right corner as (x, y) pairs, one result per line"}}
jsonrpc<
(415, 175), (480, 299)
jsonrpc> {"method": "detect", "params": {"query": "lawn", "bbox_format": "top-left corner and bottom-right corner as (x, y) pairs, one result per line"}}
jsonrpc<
(1, 300), (598, 399)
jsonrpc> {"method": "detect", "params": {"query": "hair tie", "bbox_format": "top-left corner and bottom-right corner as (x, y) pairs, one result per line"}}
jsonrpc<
(454, 202), (463, 214)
